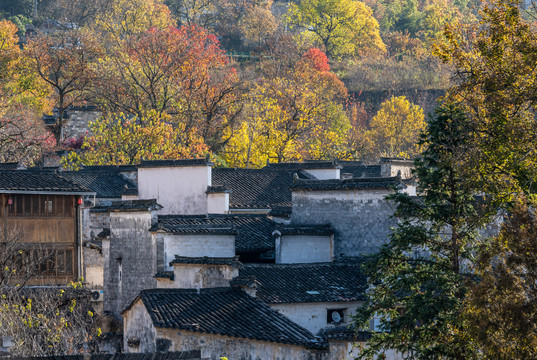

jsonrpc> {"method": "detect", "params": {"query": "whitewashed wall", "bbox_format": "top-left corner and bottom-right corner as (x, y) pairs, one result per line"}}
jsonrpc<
(138, 166), (211, 214)
(207, 193), (229, 214)
(276, 235), (332, 264)
(159, 233), (235, 270)
(270, 301), (362, 335)
(307, 168), (341, 180)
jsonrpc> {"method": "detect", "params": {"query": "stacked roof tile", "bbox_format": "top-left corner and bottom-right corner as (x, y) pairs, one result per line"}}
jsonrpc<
(132, 288), (327, 349)
(275, 224), (334, 236)
(237, 261), (367, 304)
(138, 159), (212, 168)
(60, 168), (137, 198)
(338, 161), (382, 178)
(170, 256), (241, 267)
(152, 214), (277, 253)
(211, 168), (315, 209)
(263, 161), (341, 170)
(9, 351), (201, 360)
(290, 176), (404, 191)
(0, 170), (94, 194)
(108, 199), (162, 212)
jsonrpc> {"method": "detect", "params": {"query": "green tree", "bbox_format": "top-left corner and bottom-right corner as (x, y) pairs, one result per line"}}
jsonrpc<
(0, 0), (33, 17)
(286, 0), (385, 59)
(354, 105), (488, 359)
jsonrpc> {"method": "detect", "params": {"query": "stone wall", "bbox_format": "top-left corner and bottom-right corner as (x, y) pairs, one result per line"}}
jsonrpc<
(156, 328), (325, 360)
(124, 299), (157, 353)
(86, 210), (110, 240)
(105, 211), (157, 315)
(63, 109), (101, 140)
(291, 189), (397, 256)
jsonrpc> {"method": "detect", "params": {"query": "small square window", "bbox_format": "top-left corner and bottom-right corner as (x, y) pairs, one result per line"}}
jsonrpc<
(327, 309), (346, 325)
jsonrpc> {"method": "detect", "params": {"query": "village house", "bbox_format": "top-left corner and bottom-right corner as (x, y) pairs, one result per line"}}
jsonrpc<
(0, 167), (95, 285)
(0, 157), (413, 359)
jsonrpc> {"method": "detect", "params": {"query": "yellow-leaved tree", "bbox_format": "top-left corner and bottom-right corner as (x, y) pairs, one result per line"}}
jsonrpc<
(63, 111), (208, 167)
(285, 0), (385, 59)
(222, 49), (351, 167)
(364, 96), (426, 160)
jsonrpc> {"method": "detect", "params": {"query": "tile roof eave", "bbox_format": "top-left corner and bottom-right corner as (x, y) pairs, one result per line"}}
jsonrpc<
(0, 189), (96, 196)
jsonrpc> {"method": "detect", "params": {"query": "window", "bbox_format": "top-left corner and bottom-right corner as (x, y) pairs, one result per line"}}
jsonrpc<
(327, 309), (346, 325)
(5, 195), (74, 217)
(32, 248), (75, 277)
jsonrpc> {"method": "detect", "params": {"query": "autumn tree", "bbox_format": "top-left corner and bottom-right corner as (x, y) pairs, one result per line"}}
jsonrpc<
(0, 20), (55, 164)
(286, 0), (385, 59)
(354, 104), (486, 359)
(165, 0), (217, 28)
(94, 25), (242, 152)
(43, 0), (113, 28)
(434, 0), (537, 200)
(89, 0), (174, 43)
(64, 111), (208, 167)
(0, 225), (99, 355)
(25, 29), (101, 144)
(222, 48), (350, 166)
(363, 95), (426, 160)
(465, 196), (537, 360)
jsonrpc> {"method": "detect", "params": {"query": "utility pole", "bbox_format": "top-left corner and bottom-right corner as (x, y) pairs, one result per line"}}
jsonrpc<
(34, 0), (38, 19)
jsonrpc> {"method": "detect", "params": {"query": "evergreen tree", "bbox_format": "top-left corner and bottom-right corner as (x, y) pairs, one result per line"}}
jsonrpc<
(353, 104), (492, 360)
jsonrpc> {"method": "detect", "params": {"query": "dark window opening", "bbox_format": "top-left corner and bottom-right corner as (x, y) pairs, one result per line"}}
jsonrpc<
(327, 309), (346, 325)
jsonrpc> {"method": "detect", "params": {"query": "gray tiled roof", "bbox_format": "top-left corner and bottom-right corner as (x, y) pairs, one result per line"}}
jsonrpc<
(290, 176), (404, 191)
(275, 224), (333, 236)
(319, 326), (372, 342)
(0, 170), (94, 194)
(132, 287), (327, 349)
(8, 351), (202, 360)
(108, 199), (162, 212)
(60, 169), (137, 198)
(150, 222), (237, 235)
(138, 159), (212, 168)
(237, 261), (367, 304)
(338, 161), (382, 178)
(268, 206), (292, 217)
(263, 160), (342, 170)
(170, 255), (241, 267)
(212, 168), (315, 209)
(153, 214), (277, 254)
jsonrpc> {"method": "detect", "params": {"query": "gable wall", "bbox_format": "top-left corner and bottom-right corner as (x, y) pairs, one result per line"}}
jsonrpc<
(291, 189), (397, 256)
(159, 234), (235, 271)
(170, 264), (238, 289)
(105, 212), (156, 315)
(276, 235), (332, 264)
(124, 299), (157, 353)
(138, 166), (211, 215)
(155, 328), (324, 360)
